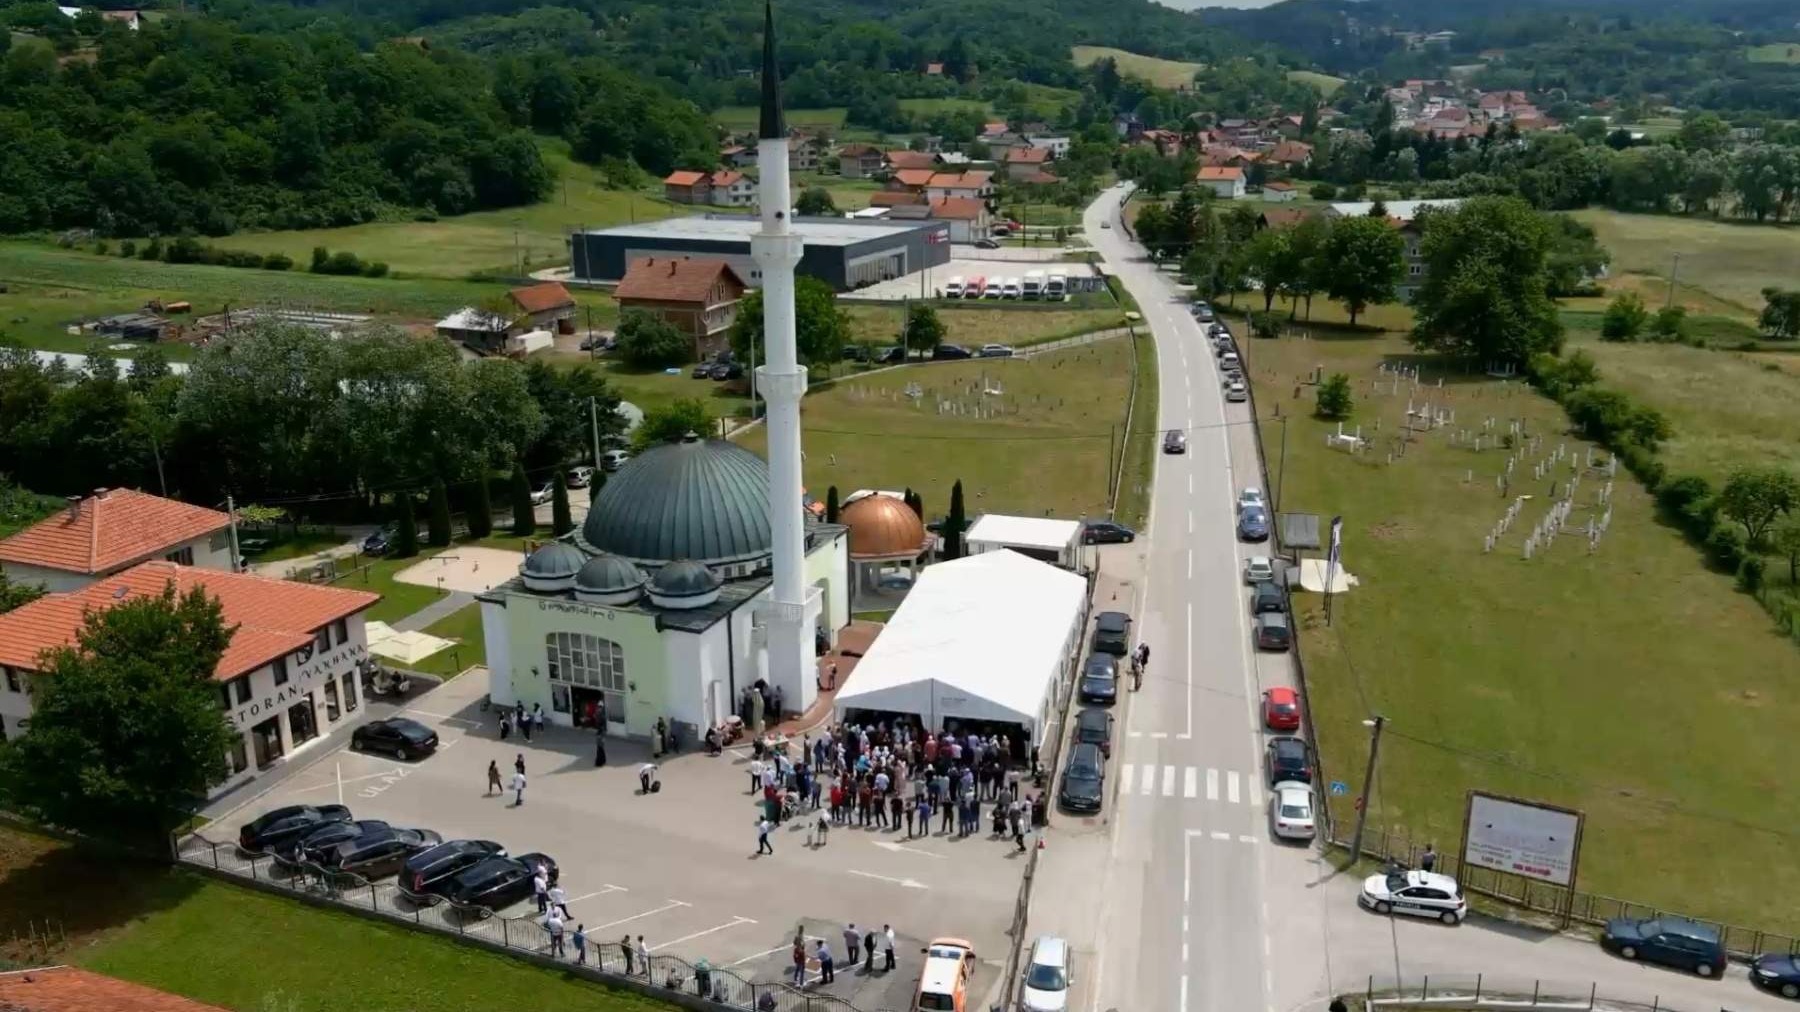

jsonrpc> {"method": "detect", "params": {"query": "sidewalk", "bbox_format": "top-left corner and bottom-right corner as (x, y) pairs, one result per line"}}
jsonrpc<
(393, 590), (475, 633)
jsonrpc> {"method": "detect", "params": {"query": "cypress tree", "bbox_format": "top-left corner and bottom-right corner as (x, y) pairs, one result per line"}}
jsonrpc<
(589, 468), (606, 503)
(467, 475), (493, 539)
(426, 478), (452, 547)
(393, 493), (420, 559)
(552, 472), (574, 536)
(510, 461), (536, 537)
(825, 485), (840, 524)
(943, 479), (966, 560)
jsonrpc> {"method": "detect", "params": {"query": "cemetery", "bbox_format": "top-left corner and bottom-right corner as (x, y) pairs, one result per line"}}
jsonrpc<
(1243, 328), (1800, 935)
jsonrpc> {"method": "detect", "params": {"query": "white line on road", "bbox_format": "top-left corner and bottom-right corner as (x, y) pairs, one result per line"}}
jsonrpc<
(1120, 763), (1134, 794)
(1187, 473), (1193, 494)
(650, 916), (758, 951)
(1187, 512), (1192, 534)
(1183, 767), (1198, 798)
(873, 840), (944, 859)
(1151, 732), (1167, 740)
(1162, 765), (1175, 797)
(1127, 731), (1144, 739)
(591, 900), (690, 931)
(1210, 831), (1231, 841)
(565, 885), (628, 903)
(1206, 768), (1219, 801)
(726, 936), (826, 967)
(1228, 770), (1242, 804)
(1187, 548), (1192, 579)
(403, 709), (482, 727)
(1180, 974), (1189, 1012)
(847, 869), (929, 890)
(1139, 767), (1153, 796)
(1240, 835), (1257, 844)
(1180, 600), (1193, 740)
(290, 766), (408, 796)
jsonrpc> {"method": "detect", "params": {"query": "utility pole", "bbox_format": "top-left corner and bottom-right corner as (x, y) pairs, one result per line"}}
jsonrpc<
(588, 396), (602, 466)
(224, 494), (243, 572)
(1665, 252), (1681, 310)
(1349, 715), (1386, 863)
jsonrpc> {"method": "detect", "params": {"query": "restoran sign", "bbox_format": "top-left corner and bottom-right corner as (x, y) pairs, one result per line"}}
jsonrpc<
(233, 642), (365, 726)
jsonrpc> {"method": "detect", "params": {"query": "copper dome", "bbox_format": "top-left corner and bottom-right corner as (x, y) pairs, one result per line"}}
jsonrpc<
(841, 495), (930, 560)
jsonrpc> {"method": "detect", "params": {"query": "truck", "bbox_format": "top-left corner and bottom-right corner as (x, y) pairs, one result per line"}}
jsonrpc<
(1021, 270), (1047, 300)
(1045, 271), (1068, 301)
(943, 276), (965, 298)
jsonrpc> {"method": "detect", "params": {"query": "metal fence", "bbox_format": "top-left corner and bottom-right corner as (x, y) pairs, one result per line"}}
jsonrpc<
(1359, 973), (1738, 1012)
(173, 835), (904, 1012)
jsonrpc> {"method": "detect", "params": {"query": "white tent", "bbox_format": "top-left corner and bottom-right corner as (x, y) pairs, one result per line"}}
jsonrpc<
(833, 550), (1087, 743)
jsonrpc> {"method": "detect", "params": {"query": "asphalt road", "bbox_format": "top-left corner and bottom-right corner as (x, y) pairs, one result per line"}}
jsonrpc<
(1023, 184), (1795, 1012)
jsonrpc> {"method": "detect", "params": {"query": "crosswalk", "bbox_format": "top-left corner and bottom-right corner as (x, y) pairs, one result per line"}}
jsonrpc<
(1117, 764), (1262, 807)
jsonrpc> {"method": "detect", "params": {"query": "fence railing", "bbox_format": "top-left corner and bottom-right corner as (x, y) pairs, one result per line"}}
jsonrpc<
(174, 835), (905, 1012)
(1360, 973), (1723, 1012)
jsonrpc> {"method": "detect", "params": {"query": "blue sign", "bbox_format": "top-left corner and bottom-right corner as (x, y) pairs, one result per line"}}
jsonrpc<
(1329, 780), (1350, 796)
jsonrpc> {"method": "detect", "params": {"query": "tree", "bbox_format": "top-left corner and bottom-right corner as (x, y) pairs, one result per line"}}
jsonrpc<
(1760, 288), (1800, 339)
(0, 582), (238, 846)
(1601, 293), (1648, 341)
(466, 475), (494, 539)
(616, 310), (691, 369)
(903, 303), (947, 354)
(942, 479), (967, 560)
(825, 485), (840, 524)
(1315, 372), (1353, 419)
(1240, 228), (1293, 313)
(588, 467), (606, 503)
(426, 478), (452, 547)
(795, 187), (838, 217)
(1717, 468), (1800, 546)
(731, 278), (849, 368)
(1772, 512), (1800, 585)
(551, 471), (573, 536)
(510, 460), (536, 537)
(1676, 112), (1731, 154)
(1409, 197), (1564, 367)
(393, 493), (420, 559)
(0, 570), (46, 614)
(634, 398), (712, 450)
(1366, 199), (1389, 218)
(1320, 216), (1404, 327)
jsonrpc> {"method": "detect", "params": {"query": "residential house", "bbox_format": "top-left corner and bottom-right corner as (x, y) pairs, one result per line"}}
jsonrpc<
(1196, 166), (1246, 199)
(664, 170), (713, 205)
(838, 144), (886, 179)
(1002, 145), (1052, 181)
(925, 61), (945, 76)
(1328, 199), (1462, 299)
(1258, 207), (1314, 231)
(720, 145), (757, 169)
(887, 168), (937, 195)
(1261, 180), (1298, 203)
(1263, 139), (1314, 170)
(0, 488), (234, 594)
(1138, 129), (1184, 157)
(788, 133), (826, 173)
(936, 152), (972, 167)
(613, 257), (748, 360)
(870, 191), (926, 209)
(884, 150), (939, 173)
(708, 170), (756, 208)
(1026, 136), (1070, 159)
(925, 170), (994, 203)
(1114, 114), (1146, 141)
(1201, 144), (1257, 169)
(1015, 171), (1061, 188)
(928, 197), (991, 243)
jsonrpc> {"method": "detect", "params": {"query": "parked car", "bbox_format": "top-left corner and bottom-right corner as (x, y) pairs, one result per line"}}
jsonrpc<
(1208, 322), (1230, 339)
(932, 344), (973, 360)
(400, 839), (509, 902)
(1255, 611), (1291, 651)
(1079, 654), (1118, 704)
(1058, 744), (1106, 813)
(1192, 302), (1215, 321)
(978, 343), (1014, 357)
(320, 826), (444, 880)
(1359, 870), (1467, 925)
(690, 362), (713, 379)
(1163, 429), (1187, 454)
(444, 853), (559, 912)
(361, 527), (394, 556)
(273, 819), (391, 867)
(239, 805), (352, 854)
(1751, 952), (1800, 998)
(1074, 707), (1114, 757)
(1082, 520), (1136, 545)
(530, 482), (554, 506)
(1251, 579), (1285, 615)
(843, 345), (871, 362)
(1601, 917), (1727, 977)
(1238, 506), (1270, 542)
(1221, 351), (1241, 370)
(1262, 686), (1302, 731)
(351, 717), (440, 760)
(709, 362), (743, 380)
(875, 345), (906, 364)
(984, 281), (1005, 299)
(600, 449), (631, 472)
(974, 238), (1001, 250)
(1020, 935), (1073, 1012)
(1270, 781), (1316, 841)
(1243, 555), (1275, 584)
(565, 466), (593, 488)
(1238, 488), (1265, 510)
(1225, 380), (1248, 402)
(1264, 735), (1311, 785)
(1091, 611), (1131, 655)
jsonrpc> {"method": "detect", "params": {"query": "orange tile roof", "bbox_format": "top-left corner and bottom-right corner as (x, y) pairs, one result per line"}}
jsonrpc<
(926, 171), (992, 190)
(1198, 166), (1245, 181)
(1004, 146), (1050, 164)
(0, 561), (378, 678)
(892, 168), (936, 188)
(0, 489), (228, 576)
(664, 170), (707, 187)
(1259, 208), (1313, 229)
(709, 170), (745, 187)
(1265, 180), (1296, 190)
(614, 257), (746, 305)
(0, 967), (231, 1012)
(1018, 170), (1061, 186)
(1265, 140), (1314, 164)
(507, 281), (573, 315)
(884, 151), (937, 171)
(929, 197), (986, 221)
(837, 143), (881, 158)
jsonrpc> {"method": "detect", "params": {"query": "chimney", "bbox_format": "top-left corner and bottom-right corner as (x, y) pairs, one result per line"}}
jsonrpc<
(668, 261), (678, 276)
(66, 495), (82, 520)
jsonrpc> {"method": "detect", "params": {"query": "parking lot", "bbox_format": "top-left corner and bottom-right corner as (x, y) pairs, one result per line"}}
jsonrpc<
(847, 258), (1090, 302)
(199, 671), (1016, 1009)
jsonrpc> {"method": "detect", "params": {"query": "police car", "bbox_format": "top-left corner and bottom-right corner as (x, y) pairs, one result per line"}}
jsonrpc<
(1358, 870), (1467, 925)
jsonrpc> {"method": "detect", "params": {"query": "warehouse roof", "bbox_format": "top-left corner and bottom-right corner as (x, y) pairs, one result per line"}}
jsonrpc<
(577, 215), (941, 249)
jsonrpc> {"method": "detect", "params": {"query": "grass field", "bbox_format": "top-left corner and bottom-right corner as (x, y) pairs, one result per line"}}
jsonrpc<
(999, 82), (1083, 120)
(736, 336), (1137, 521)
(1571, 209), (1800, 314)
(898, 97), (990, 117)
(321, 553), (447, 626)
(842, 304), (1124, 349)
(1286, 69), (1345, 96)
(790, 172), (883, 211)
(1242, 327), (1800, 932)
(714, 106), (847, 131)
(1746, 43), (1800, 63)
(1069, 46), (1201, 90)
(406, 602), (486, 677)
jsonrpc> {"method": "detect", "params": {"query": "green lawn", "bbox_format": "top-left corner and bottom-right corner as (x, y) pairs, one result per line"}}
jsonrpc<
(713, 106), (846, 131)
(1570, 209), (1800, 314)
(1286, 69), (1345, 96)
(241, 529), (355, 565)
(1069, 46), (1201, 90)
(1245, 329), (1800, 933)
(1001, 81), (1083, 120)
(321, 553), (447, 627)
(404, 602), (485, 678)
(842, 304), (1125, 349)
(897, 97), (990, 117)
(736, 336), (1136, 521)
(1112, 330), (1158, 530)
(997, 202), (1084, 228)
(1746, 43), (1800, 63)
(791, 172), (883, 211)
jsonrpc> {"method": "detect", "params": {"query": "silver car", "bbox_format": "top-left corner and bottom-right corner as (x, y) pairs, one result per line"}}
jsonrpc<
(1225, 380), (1248, 402)
(1270, 781), (1316, 841)
(1020, 935), (1072, 1012)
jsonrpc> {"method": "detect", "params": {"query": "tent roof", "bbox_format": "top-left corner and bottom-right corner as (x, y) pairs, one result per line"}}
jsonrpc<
(1277, 512), (1320, 550)
(964, 514), (1082, 553)
(834, 550), (1087, 728)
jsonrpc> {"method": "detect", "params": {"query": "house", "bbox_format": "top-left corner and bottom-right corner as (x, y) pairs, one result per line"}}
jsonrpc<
(1002, 146), (1052, 181)
(925, 170), (994, 203)
(1258, 207), (1314, 231)
(928, 197), (991, 243)
(1026, 136), (1070, 159)
(1263, 139), (1314, 169)
(708, 170), (756, 208)
(613, 257), (749, 360)
(1261, 180), (1298, 203)
(1015, 171), (1061, 187)
(508, 281), (576, 334)
(788, 133), (826, 173)
(0, 966), (233, 1011)
(1114, 114), (1146, 141)
(1196, 166), (1246, 199)
(925, 61), (945, 76)
(720, 145), (757, 169)
(664, 170), (713, 205)
(0, 488), (234, 594)
(56, 6), (141, 29)
(870, 191), (926, 208)
(888, 168), (937, 194)
(1201, 143), (1257, 168)
(838, 144), (885, 179)
(884, 150), (938, 173)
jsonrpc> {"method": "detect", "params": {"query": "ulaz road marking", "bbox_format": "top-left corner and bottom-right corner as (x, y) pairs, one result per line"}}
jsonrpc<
(356, 766), (411, 799)
(1184, 767), (1198, 798)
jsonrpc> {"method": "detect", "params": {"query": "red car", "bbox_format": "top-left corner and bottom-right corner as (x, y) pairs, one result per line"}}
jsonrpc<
(1262, 687), (1302, 731)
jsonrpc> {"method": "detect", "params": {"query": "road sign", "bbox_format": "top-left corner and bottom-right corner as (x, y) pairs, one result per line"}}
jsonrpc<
(1329, 780), (1349, 796)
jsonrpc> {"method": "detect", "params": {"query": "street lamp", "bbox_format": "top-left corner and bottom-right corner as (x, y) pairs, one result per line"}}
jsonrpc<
(1348, 715), (1386, 864)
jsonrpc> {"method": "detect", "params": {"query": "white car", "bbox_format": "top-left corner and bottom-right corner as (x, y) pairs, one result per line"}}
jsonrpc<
(601, 449), (631, 472)
(1225, 380), (1248, 402)
(1220, 351), (1240, 369)
(1020, 935), (1071, 1012)
(978, 343), (1015, 358)
(1243, 555), (1275, 584)
(1238, 488), (1265, 511)
(1358, 870), (1468, 925)
(530, 482), (554, 506)
(1270, 781), (1316, 841)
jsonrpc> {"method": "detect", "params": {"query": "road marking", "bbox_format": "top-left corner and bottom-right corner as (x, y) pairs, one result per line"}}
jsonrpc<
(565, 885), (628, 903)
(1187, 548), (1192, 579)
(1161, 765), (1176, 797)
(847, 869), (929, 890)
(726, 936), (826, 967)
(1240, 835), (1257, 844)
(1182, 942), (1189, 962)
(1120, 763), (1134, 794)
(1228, 771), (1242, 804)
(590, 900), (690, 931)
(1127, 731), (1144, 739)
(1150, 732), (1167, 740)
(1187, 473), (1192, 494)
(649, 916), (758, 951)
(1187, 512), (1192, 534)
(1248, 779), (1262, 808)
(289, 766), (408, 796)
(1180, 600), (1193, 740)
(402, 709), (482, 727)
(1183, 767), (1198, 798)
(1180, 974), (1188, 1012)
(1210, 831), (1231, 841)
(872, 840), (943, 859)
(1139, 767), (1153, 796)
(1206, 768), (1219, 801)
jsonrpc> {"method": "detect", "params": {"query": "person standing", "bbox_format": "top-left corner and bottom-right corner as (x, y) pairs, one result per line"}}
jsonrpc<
(883, 925), (896, 971)
(654, 716), (668, 759)
(1420, 843), (1438, 873)
(635, 935), (650, 977)
(815, 939), (835, 984)
(842, 924), (860, 969)
(514, 753), (526, 776)
(813, 807), (830, 847)
(594, 729), (607, 767)
(533, 866), (549, 913)
(486, 760), (502, 796)
(756, 817), (775, 855)
(790, 938), (807, 986)
(621, 934), (636, 975)
(521, 708), (533, 742)
(549, 882), (571, 918)
(545, 909), (565, 957)
(862, 928), (877, 973)
(573, 922), (587, 965)
(512, 769), (527, 807)
(533, 703), (546, 735)
(499, 712), (511, 740)
(749, 757), (765, 794)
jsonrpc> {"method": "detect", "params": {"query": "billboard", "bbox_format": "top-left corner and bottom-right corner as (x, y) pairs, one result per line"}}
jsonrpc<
(1461, 792), (1583, 887)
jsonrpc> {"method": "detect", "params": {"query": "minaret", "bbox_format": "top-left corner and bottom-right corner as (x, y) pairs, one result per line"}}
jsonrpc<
(751, 0), (817, 718)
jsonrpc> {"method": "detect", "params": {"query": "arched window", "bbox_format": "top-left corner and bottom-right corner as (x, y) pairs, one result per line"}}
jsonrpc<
(545, 633), (626, 721)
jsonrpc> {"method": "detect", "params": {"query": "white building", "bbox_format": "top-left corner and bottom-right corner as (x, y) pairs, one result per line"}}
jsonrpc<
(1261, 181), (1299, 203)
(0, 488), (234, 594)
(0, 561), (378, 796)
(1026, 136), (1071, 159)
(965, 513), (1085, 570)
(1196, 166), (1247, 199)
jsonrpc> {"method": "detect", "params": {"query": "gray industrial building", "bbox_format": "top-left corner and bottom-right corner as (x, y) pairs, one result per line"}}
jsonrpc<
(569, 215), (952, 291)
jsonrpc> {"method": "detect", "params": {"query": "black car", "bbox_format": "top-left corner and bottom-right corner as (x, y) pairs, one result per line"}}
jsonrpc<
(1058, 744), (1106, 813)
(319, 826), (444, 880)
(1092, 611), (1131, 655)
(400, 839), (509, 901)
(875, 346), (906, 364)
(932, 344), (972, 360)
(1082, 520), (1136, 545)
(1163, 429), (1187, 454)
(1600, 917), (1727, 978)
(1265, 736), (1312, 785)
(973, 238), (1001, 250)
(1251, 580), (1286, 615)
(1074, 707), (1114, 757)
(238, 804), (353, 854)
(1255, 611), (1291, 652)
(1752, 952), (1800, 998)
(1079, 654), (1118, 704)
(444, 853), (560, 913)
(273, 819), (391, 867)
(351, 717), (439, 760)
(361, 527), (394, 556)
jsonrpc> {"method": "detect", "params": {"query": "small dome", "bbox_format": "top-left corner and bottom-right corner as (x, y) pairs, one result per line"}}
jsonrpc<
(521, 541), (586, 592)
(647, 560), (722, 609)
(841, 494), (929, 560)
(574, 553), (645, 606)
(579, 435), (772, 570)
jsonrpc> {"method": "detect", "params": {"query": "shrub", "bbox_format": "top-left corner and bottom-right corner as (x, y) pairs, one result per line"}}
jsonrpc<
(139, 237), (162, 261)
(118, 240), (136, 258)
(1309, 183), (1337, 200)
(93, 240), (109, 256)
(1738, 555), (1766, 592)
(362, 261), (389, 278)
(1655, 474), (1712, 518)
(310, 246), (329, 272)
(1649, 305), (1688, 343)
(1615, 442), (1665, 490)
(1704, 522), (1747, 571)
(1249, 310), (1282, 338)
(1315, 372), (1353, 419)
(262, 253), (293, 271)
(1600, 293), (1647, 341)
(328, 250), (363, 275)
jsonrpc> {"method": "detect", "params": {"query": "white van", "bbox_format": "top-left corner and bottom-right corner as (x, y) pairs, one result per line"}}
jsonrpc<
(1002, 278), (1023, 299)
(943, 277), (965, 298)
(1022, 270), (1047, 300)
(1045, 272), (1068, 301)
